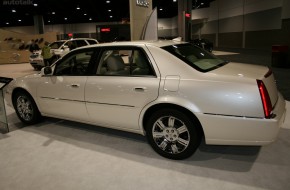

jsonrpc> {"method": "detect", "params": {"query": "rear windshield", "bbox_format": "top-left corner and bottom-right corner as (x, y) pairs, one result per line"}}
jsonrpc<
(162, 43), (227, 72)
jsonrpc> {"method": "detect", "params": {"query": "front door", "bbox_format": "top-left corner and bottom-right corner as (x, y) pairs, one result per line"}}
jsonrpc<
(37, 49), (95, 121)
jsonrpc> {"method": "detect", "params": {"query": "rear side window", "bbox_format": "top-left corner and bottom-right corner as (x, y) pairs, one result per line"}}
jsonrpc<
(87, 40), (98, 45)
(96, 47), (155, 77)
(75, 40), (88, 47)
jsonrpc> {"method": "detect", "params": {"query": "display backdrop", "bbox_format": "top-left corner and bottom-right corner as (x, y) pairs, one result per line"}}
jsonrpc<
(0, 77), (13, 134)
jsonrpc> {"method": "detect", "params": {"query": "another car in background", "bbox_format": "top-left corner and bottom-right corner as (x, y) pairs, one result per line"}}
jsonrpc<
(191, 38), (213, 52)
(29, 38), (98, 70)
(6, 40), (286, 160)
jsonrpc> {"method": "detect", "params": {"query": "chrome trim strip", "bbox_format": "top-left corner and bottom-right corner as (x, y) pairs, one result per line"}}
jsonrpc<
(203, 112), (264, 119)
(40, 96), (134, 108)
(40, 96), (84, 103)
(86, 101), (135, 108)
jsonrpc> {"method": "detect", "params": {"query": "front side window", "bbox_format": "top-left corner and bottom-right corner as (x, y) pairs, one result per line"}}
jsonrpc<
(96, 47), (154, 76)
(162, 43), (227, 72)
(54, 50), (94, 76)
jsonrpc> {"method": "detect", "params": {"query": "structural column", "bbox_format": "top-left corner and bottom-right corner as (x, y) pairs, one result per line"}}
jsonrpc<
(129, 0), (152, 41)
(33, 15), (44, 34)
(178, 0), (192, 41)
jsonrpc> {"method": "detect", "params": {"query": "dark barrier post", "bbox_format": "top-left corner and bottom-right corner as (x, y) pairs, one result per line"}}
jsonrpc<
(272, 45), (289, 68)
(0, 77), (13, 134)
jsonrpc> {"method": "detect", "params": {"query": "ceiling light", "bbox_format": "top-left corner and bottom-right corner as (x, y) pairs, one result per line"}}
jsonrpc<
(159, 8), (163, 11)
(106, 1), (110, 3)
(64, 17), (67, 20)
(48, 20), (51, 23)
(52, 12), (55, 15)
(108, 10), (111, 12)
(76, 5), (80, 10)
(110, 16), (113, 18)
(84, 13), (87, 16)
(18, 19), (21, 22)
(201, 3), (204, 5)
(6, 22), (9, 25)
(89, 18), (92, 21)
(173, 0), (177, 2)
(12, 9), (16, 13)
(33, 4), (38, 6)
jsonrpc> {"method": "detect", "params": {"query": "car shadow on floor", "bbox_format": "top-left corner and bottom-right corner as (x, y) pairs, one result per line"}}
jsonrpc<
(7, 114), (262, 171)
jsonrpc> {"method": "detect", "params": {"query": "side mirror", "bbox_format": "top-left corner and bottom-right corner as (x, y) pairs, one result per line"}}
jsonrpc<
(40, 66), (52, 76)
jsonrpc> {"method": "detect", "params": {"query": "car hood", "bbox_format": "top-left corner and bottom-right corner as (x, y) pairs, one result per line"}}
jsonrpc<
(15, 73), (41, 81)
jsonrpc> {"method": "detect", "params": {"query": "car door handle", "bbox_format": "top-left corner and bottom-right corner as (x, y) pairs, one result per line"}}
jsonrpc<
(134, 87), (146, 92)
(71, 84), (80, 88)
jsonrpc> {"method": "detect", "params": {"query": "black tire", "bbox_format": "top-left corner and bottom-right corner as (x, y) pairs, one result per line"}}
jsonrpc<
(146, 109), (202, 160)
(13, 90), (42, 125)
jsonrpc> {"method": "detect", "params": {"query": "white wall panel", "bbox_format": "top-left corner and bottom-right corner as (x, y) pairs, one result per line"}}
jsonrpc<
(218, 0), (243, 19)
(158, 17), (177, 29)
(282, 0), (290, 19)
(2, 26), (34, 34)
(245, 8), (282, 31)
(244, 0), (283, 15)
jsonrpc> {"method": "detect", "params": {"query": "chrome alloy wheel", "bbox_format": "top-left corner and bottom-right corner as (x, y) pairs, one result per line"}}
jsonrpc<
(152, 116), (190, 154)
(16, 95), (34, 121)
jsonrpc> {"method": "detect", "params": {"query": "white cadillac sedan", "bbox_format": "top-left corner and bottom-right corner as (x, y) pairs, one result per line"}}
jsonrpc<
(5, 40), (286, 160)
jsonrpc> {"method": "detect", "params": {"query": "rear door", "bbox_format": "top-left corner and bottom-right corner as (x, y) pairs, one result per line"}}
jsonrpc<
(85, 45), (160, 131)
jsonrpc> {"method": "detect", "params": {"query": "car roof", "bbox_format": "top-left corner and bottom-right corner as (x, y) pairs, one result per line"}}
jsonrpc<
(78, 40), (188, 49)
(54, 38), (98, 43)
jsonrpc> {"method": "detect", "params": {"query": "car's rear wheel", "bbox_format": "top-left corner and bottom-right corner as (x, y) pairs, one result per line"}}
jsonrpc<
(13, 91), (42, 125)
(146, 109), (202, 160)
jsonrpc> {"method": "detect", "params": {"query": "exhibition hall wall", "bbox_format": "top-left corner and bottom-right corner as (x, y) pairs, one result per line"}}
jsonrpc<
(0, 29), (57, 64)
(191, 0), (290, 50)
(1, 18), (177, 41)
(1, 0), (289, 50)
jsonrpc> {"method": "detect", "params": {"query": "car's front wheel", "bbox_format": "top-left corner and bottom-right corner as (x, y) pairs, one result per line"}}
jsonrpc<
(13, 91), (42, 125)
(146, 109), (202, 160)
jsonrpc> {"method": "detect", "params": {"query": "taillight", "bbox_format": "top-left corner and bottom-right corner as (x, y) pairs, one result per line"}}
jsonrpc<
(257, 80), (272, 118)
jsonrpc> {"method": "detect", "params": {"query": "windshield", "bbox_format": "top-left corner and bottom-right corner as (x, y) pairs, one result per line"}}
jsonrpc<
(162, 43), (227, 72)
(49, 41), (65, 49)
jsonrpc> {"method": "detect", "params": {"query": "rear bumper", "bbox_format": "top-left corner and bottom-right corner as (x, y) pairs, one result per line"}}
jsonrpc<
(29, 58), (44, 68)
(197, 93), (286, 145)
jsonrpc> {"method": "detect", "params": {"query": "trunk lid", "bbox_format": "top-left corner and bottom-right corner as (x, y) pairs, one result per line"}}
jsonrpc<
(211, 62), (278, 107)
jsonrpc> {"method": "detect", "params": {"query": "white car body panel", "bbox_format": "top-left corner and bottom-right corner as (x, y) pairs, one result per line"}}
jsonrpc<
(197, 93), (285, 145)
(85, 76), (160, 131)
(36, 76), (89, 121)
(5, 40), (286, 147)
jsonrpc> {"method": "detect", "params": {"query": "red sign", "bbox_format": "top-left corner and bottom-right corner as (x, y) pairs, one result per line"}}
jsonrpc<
(185, 13), (191, 18)
(101, 28), (111, 32)
(68, 33), (73, 37)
